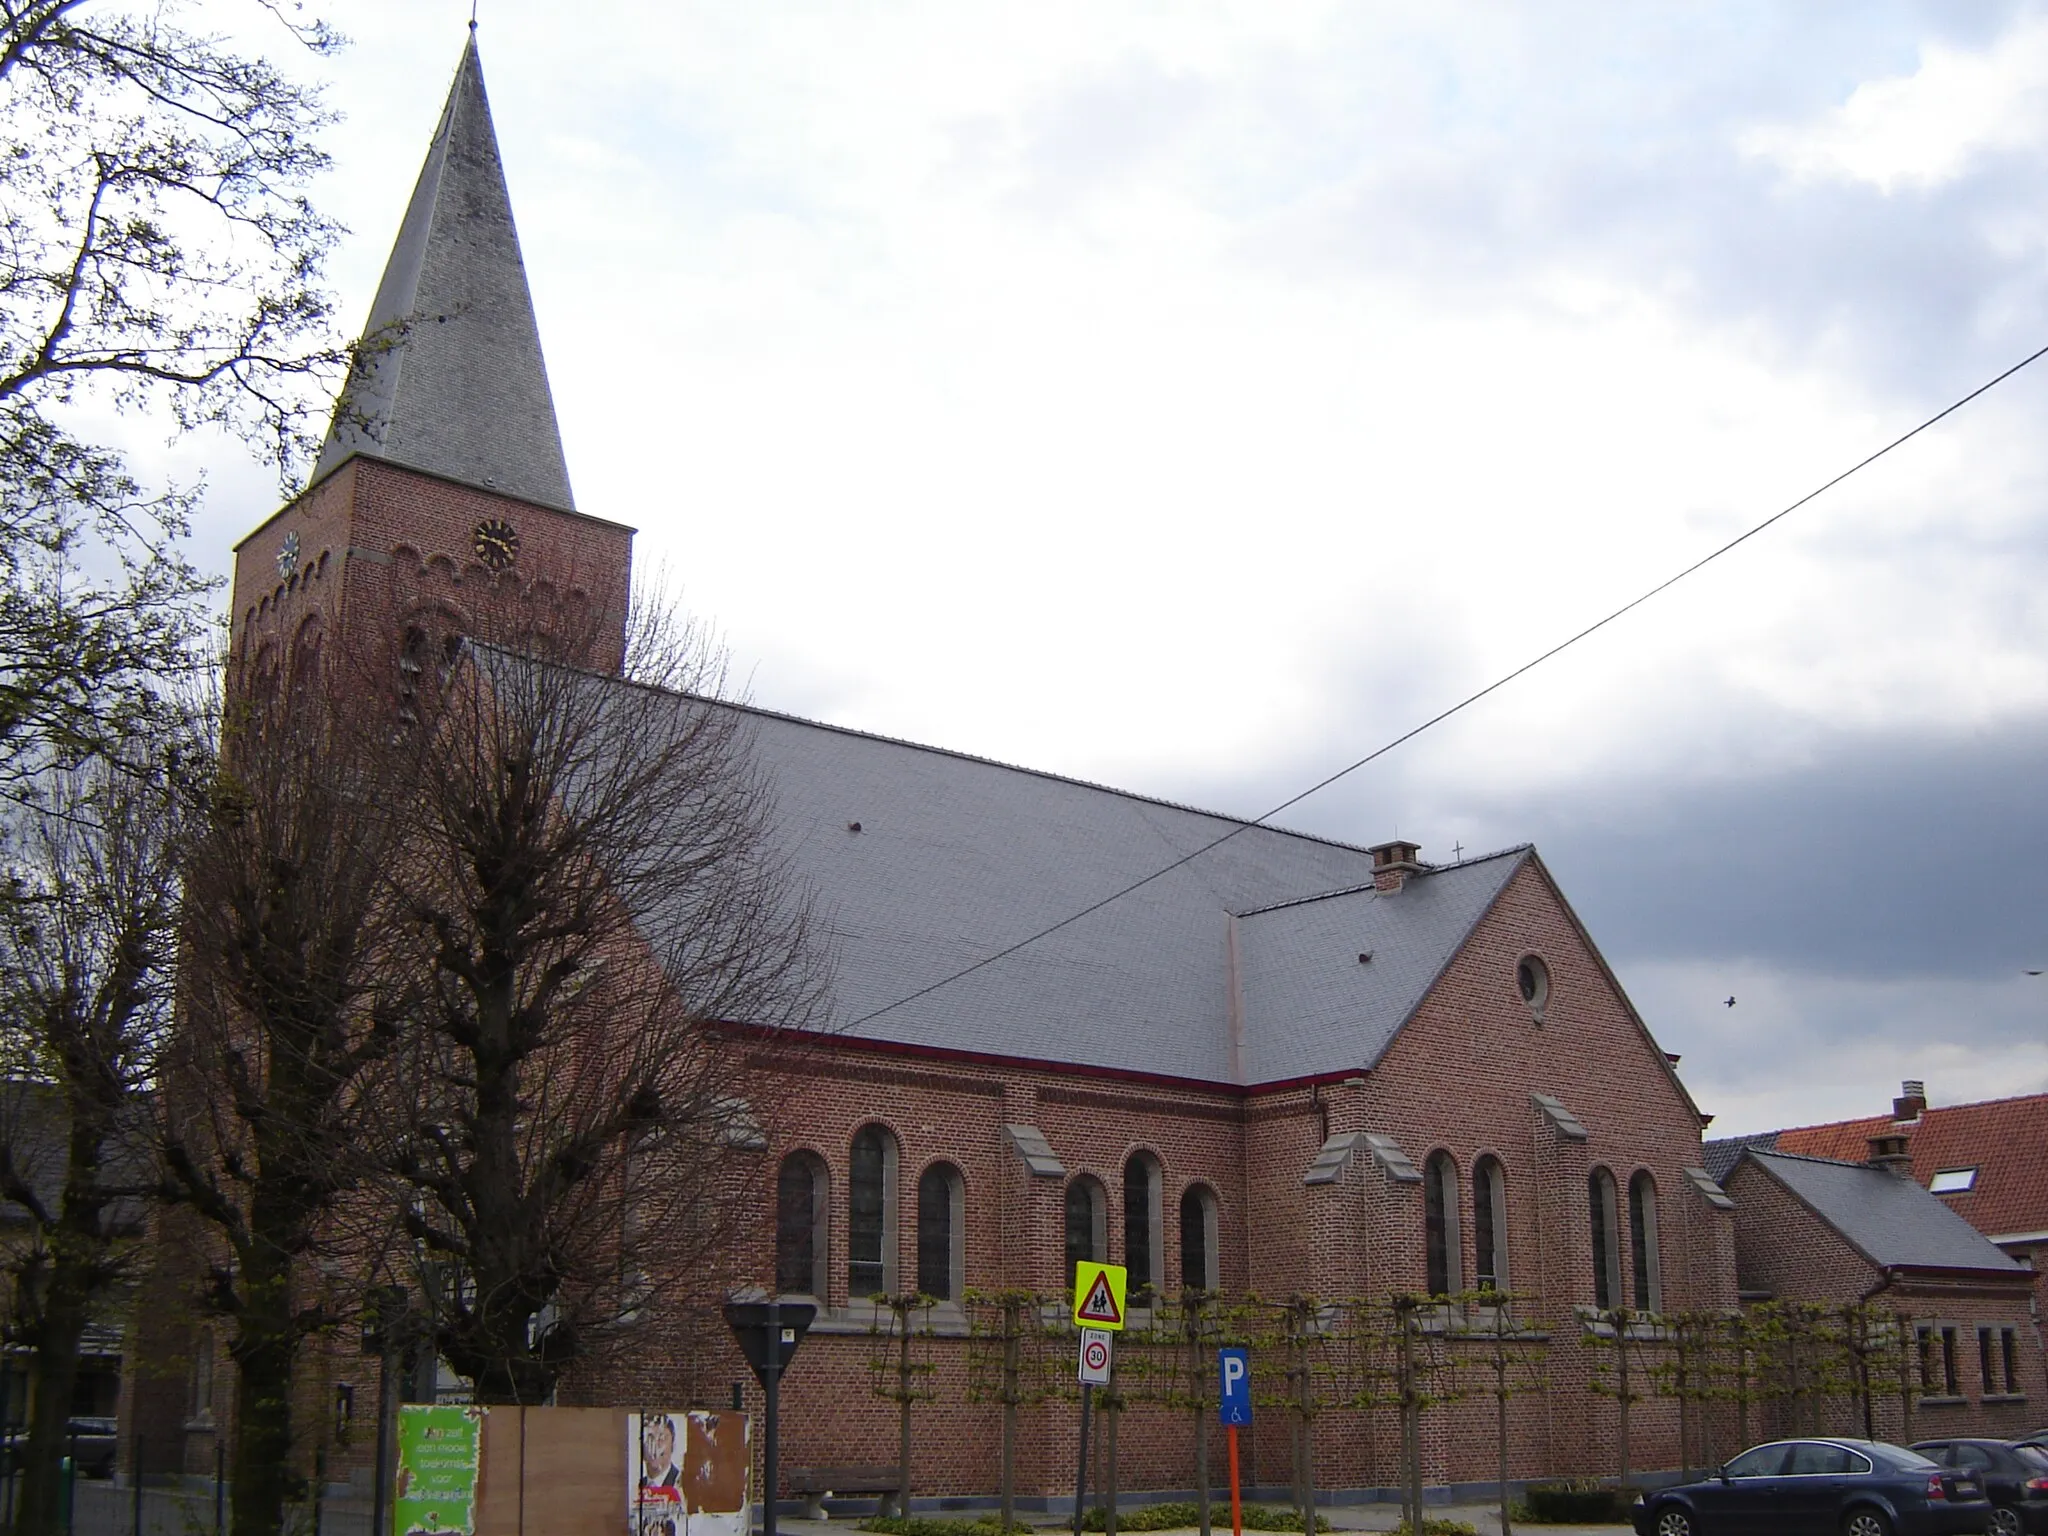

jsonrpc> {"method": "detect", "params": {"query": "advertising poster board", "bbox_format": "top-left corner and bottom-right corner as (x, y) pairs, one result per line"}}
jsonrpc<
(629, 1410), (751, 1536)
(395, 1405), (484, 1536)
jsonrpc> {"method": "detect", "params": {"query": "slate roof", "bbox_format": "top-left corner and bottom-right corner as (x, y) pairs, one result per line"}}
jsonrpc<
(534, 653), (1536, 1087)
(1772, 1093), (2048, 1243)
(312, 35), (577, 513)
(1738, 1148), (2029, 1276)
(1703, 1131), (1778, 1184)
(1234, 854), (1528, 1084)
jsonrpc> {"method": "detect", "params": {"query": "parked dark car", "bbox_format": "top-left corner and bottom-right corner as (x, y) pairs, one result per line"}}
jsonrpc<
(1632, 1437), (1992, 1536)
(1912, 1440), (2048, 1535)
(0, 1418), (119, 1478)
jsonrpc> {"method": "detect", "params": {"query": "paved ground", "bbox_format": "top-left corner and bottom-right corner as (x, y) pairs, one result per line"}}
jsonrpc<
(771, 1508), (1632, 1536)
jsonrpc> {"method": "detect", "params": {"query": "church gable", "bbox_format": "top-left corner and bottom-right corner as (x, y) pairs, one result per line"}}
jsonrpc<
(1366, 855), (1703, 1160)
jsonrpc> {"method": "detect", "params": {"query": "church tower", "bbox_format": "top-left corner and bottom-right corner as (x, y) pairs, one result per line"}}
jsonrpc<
(229, 31), (633, 684)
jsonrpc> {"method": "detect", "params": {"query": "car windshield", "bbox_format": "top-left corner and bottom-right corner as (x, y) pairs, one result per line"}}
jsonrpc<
(1868, 1443), (1941, 1471)
(2016, 1445), (2048, 1471)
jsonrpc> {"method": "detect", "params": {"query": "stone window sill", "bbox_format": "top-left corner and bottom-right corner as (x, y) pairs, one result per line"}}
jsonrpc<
(808, 1301), (969, 1338)
(1919, 1394), (1968, 1407)
(1983, 1392), (2029, 1403)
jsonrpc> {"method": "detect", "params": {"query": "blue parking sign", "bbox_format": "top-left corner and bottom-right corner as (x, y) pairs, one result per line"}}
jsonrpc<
(1218, 1348), (1252, 1426)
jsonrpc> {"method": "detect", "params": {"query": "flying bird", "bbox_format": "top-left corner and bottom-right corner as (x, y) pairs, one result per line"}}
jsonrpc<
(1724, 996), (1737, 1007)
(2027, 970), (2044, 976)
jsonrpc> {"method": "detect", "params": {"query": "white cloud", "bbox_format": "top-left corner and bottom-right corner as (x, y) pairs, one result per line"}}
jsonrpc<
(1742, 13), (2048, 193)
(1634, 961), (2048, 1137)
(134, 1), (2048, 1132)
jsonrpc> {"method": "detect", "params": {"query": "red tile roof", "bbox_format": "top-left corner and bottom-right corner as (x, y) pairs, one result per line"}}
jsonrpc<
(1773, 1092), (2048, 1242)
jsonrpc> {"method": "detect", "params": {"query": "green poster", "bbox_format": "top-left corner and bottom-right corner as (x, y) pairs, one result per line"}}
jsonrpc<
(394, 1405), (483, 1536)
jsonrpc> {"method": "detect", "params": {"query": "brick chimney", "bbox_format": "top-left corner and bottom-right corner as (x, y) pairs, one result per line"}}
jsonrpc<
(1369, 839), (1423, 894)
(1892, 1078), (1927, 1122)
(1866, 1131), (1914, 1180)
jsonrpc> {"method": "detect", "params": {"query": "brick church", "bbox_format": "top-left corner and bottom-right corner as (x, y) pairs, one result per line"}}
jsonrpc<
(170, 32), (2042, 1508)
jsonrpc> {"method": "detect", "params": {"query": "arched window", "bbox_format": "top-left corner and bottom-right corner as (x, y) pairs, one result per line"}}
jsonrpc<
(1473, 1156), (1509, 1294)
(1064, 1176), (1106, 1284)
(1179, 1184), (1219, 1292)
(775, 1153), (828, 1297)
(1589, 1168), (1622, 1310)
(916, 1162), (965, 1301)
(848, 1125), (898, 1298)
(289, 615), (324, 694)
(1123, 1153), (1163, 1301)
(1629, 1171), (1661, 1313)
(1424, 1151), (1462, 1297)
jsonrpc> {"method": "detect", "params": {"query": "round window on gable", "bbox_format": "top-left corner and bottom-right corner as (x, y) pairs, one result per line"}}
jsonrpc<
(1516, 955), (1550, 1020)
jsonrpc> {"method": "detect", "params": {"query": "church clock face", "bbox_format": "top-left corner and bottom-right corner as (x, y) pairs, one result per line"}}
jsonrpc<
(276, 530), (300, 580)
(473, 517), (519, 571)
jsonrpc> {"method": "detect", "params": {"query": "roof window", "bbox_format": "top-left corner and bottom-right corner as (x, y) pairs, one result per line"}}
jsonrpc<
(1928, 1167), (1978, 1195)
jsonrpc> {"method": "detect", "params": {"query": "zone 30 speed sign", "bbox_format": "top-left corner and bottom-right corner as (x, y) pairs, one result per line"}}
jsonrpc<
(1077, 1328), (1113, 1385)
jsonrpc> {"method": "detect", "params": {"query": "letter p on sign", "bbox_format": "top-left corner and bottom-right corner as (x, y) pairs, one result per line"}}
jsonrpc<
(1218, 1347), (1251, 1426)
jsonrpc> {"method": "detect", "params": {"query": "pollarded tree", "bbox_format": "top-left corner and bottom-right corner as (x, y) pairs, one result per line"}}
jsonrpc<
(0, 740), (186, 1536)
(0, 1), (347, 791)
(380, 595), (827, 1405)
(163, 656), (423, 1536)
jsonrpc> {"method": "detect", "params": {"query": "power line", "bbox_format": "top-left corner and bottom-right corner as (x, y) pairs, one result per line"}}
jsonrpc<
(850, 339), (2048, 1029)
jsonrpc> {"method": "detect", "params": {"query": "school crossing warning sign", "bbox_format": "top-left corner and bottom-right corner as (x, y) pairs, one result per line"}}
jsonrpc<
(1071, 1261), (1128, 1331)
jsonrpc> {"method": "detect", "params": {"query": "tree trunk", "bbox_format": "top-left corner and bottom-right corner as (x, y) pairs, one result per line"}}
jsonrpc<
(1001, 1322), (1018, 1532)
(15, 1268), (88, 1536)
(1676, 1345), (1691, 1483)
(1294, 1332), (1313, 1535)
(1616, 1326), (1632, 1488)
(1496, 1346), (1512, 1536)
(897, 1326), (914, 1519)
(230, 1247), (298, 1536)
(1103, 1369), (1118, 1536)
(1399, 1315), (1421, 1536)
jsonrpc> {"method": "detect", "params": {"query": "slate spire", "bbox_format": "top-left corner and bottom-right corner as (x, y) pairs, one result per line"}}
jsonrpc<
(313, 33), (576, 512)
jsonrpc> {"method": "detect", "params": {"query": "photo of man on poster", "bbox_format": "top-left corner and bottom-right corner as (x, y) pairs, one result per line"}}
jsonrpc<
(640, 1413), (683, 1491)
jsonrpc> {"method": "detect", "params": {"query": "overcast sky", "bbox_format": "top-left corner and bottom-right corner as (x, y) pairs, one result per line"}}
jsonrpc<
(158, 0), (2048, 1137)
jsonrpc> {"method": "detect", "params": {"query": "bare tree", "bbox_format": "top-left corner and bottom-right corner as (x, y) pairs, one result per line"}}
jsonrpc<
(0, 0), (345, 790)
(380, 598), (826, 1405)
(0, 743), (183, 1536)
(162, 659), (417, 1536)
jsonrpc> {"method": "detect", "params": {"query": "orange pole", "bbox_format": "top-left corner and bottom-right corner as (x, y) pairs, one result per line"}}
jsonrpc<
(1227, 1425), (1243, 1536)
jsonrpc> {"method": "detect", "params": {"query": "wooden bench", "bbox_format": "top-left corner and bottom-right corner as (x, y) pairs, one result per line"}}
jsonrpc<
(784, 1466), (904, 1520)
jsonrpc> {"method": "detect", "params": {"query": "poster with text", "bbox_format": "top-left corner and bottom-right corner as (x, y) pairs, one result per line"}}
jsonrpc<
(394, 1404), (483, 1536)
(629, 1410), (750, 1536)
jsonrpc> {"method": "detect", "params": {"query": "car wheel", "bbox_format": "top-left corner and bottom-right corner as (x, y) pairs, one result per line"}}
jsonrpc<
(1652, 1504), (1697, 1536)
(1989, 1507), (2025, 1536)
(1841, 1509), (1893, 1536)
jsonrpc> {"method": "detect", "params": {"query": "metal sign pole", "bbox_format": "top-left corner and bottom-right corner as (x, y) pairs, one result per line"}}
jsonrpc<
(1072, 1383), (1093, 1536)
(764, 1297), (781, 1536)
(1227, 1427), (1242, 1536)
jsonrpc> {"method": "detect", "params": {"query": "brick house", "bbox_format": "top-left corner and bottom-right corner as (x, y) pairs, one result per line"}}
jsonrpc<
(1722, 1082), (2048, 1322)
(138, 30), (1800, 1507)
(1717, 1146), (2041, 1442)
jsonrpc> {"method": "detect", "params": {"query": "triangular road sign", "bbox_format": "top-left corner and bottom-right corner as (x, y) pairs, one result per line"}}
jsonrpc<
(1078, 1272), (1120, 1325)
(1071, 1261), (1127, 1330)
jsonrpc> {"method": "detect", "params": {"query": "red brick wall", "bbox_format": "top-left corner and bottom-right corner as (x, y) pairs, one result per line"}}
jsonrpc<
(1722, 1158), (2044, 1445)
(230, 457), (635, 680)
